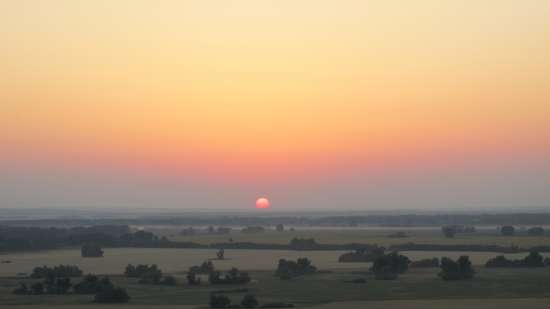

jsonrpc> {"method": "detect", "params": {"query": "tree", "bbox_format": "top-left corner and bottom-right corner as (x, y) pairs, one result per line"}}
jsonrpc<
(209, 294), (231, 308)
(13, 283), (28, 295)
(276, 258), (317, 279)
(442, 226), (457, 238)
(527, 227), (545, 236)
(370, 252), (410, 280)
(74, 274), (113, 294)
(500, 226), (515, 236)
(276, 224), (284, 232)
(216, 248), (225, 260)
(439, 256), (475, 280)
(241, 294), (259, 308)
(186, 271), (201, 285)
(31, 282), (44, 295)
(524, 251), (545, 267)
(94, 286), (130, 303)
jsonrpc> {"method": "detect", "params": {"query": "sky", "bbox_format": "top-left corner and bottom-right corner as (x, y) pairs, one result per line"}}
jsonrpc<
(1, 0), (549, 211)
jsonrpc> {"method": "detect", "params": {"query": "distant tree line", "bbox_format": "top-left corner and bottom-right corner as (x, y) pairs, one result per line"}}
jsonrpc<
(8, 213), (550, 228)
(485, 251), (549, 268)
(124, 264), (176, 286)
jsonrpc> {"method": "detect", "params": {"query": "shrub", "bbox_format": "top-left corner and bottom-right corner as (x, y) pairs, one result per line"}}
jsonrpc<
(187, 271), (201, 285)
(439, 256), (475, 280)
(370, 252), (410, 280)
(527, 227), (545, 236)
(500, 226), (515, 236)
(31, 265), (83, 279)
(13, 283), (29, 295)
(190, 261), (215, 274)
(74, 275), (113, 294)
(276, 258), (317, 279)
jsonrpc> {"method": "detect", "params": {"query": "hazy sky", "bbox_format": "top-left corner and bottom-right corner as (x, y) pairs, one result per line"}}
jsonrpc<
(1, 0), (549, 211)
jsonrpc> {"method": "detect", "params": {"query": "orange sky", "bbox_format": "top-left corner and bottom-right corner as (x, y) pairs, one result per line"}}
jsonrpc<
(1, 1), (549, 209)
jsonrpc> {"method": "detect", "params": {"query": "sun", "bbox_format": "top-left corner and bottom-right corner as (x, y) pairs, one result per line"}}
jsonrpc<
(256, 197), (271, 209)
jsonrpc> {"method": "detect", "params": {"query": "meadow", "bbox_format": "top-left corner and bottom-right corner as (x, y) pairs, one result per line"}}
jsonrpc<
(1, 248), (549, 277)
(2, 227), (550, 307)
(162, 227), (550, 249)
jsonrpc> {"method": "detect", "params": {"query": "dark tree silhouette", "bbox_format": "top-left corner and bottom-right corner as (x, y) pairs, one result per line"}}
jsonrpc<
(439, 256), (475, 280)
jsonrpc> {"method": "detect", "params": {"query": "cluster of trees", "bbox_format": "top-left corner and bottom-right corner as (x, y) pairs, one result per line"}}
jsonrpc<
(13, 272), (129, 303)
(30, 265), (83, 279)
(410, 258), (440, 268)
(209, 267), (251, 285)
(485, 251), (549, 268)
(338, 246), (385, 263)
(439, 256), (475, 280)
(209, 294), (294, 308)
(370, 252), (410, 280)
(81, 244), (104, 257)
(275, 258), (317, 280)
(124, 264), (175, 285)
(189, 261), (215, 274)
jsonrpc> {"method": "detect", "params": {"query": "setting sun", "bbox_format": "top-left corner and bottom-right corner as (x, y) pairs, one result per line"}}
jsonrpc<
(256, 198), (271, 210)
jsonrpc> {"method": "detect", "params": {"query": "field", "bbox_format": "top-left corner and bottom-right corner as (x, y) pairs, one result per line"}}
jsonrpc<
(2, 267), (550, 306)
(6, 299), (550, 309)
(1, 248), (549, 277)
(161, 227), (550, 249)
(2, 228), (550, 307)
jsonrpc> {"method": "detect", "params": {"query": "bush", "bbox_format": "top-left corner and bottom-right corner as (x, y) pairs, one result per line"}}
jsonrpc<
(94, 286), (130, 303)
(370, 252), (410, 280)
(500, 226), (515, 236)
(209, 294), (232, 308)
(527, 227), (545, 236)
(31, 265), (83, 279)
(439, 256), (475, 280)
(30, 282), (44, 295)
(276, 258), (317, 279)
(241, 294), (259, 308)
(13, 283), (29, 295)
(485, 251), (545, 268)
(190, 261), (215, 274)
(187, 271), (201, 285)
(74, 275), (113, 294)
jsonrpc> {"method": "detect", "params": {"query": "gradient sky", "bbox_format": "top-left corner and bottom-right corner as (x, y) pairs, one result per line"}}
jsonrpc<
(1, 0), (549, 211)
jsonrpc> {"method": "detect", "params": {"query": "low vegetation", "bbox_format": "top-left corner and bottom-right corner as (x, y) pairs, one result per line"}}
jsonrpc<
(439, 256), (475, 280)
(276, 258), (317, 279)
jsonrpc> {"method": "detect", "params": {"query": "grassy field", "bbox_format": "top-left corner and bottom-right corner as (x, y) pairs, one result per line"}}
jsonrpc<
(2, 268), (550, 306)
(6, 299), (550, 309)
(161, 228), (550, 249)
(1, 248), (548, 277)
